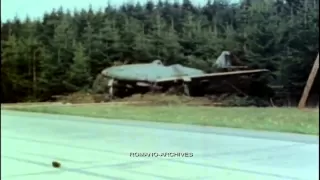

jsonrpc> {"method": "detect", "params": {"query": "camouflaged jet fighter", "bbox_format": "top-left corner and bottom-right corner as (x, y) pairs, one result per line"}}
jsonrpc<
(93, 51), (270, 99)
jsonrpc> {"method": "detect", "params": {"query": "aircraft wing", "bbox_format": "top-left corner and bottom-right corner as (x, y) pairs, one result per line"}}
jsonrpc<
(155, 69), (270, 83)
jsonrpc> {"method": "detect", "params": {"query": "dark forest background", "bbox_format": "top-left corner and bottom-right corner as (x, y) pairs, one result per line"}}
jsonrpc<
(1, 0), (319, 105)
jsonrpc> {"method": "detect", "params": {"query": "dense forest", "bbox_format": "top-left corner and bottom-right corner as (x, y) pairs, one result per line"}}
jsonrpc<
(1, 0), (319, 105)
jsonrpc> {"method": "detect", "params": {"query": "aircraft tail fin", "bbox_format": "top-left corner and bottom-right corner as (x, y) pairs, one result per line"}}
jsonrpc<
(212, 51), (247, 70)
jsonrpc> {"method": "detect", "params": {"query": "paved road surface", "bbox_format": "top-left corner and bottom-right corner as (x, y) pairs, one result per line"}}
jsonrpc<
(1, 110), (319, 180)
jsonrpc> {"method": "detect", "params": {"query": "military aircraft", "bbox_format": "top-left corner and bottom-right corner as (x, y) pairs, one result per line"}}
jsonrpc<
(93, 51), (270, 99)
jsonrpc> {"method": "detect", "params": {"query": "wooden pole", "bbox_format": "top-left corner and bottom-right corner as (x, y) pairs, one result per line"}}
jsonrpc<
(298, 53), (319, 109)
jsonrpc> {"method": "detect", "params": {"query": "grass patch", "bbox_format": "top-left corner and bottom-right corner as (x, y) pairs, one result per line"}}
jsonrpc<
(5, 105), (319, 135)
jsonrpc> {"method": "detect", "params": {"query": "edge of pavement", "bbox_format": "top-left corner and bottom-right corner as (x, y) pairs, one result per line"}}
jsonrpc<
(1, 109), (318, 144)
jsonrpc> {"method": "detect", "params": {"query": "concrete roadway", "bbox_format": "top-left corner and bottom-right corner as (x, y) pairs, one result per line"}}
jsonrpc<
(1, 110), (319, 180)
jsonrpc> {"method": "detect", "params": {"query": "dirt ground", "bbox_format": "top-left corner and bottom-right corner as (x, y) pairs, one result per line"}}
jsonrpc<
(51, 92), (221, 106)
(2, 92), (318, 114)
(2, 93), (224, 109)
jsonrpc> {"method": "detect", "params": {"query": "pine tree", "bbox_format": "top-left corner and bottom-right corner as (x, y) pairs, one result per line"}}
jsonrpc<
(64, 42), (92, 91)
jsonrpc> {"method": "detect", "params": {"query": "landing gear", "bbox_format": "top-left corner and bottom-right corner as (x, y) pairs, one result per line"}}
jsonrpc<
(105, 79), (114, 101)
(183, 83), (190, 96)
